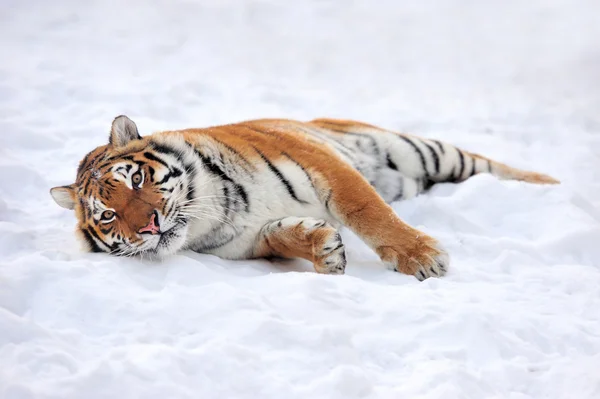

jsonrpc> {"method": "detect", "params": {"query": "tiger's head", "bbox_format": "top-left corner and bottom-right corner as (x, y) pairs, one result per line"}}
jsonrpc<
(50, 115), (198, 257)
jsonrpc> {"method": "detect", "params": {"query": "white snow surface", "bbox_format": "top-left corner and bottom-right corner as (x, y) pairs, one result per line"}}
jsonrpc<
(1, 0), (600, 398)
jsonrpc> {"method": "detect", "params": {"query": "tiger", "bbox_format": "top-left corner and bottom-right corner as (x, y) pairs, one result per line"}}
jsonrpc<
(50, 116), (558, 280)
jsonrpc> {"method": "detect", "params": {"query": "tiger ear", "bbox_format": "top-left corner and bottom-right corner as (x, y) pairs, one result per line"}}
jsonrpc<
(109, 115), (141, 147)
(50, 185), (76, 210)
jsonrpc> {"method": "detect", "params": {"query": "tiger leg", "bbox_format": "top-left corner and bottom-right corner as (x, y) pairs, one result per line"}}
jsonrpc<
(380, 133), (559, 186)
(315, 167), (448, 280)
(310, 118), (559, 187)
(254, 217), (347, 275)
(385, 134), (560, 185)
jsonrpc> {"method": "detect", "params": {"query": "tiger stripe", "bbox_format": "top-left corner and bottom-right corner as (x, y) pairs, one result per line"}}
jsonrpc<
(254, 147), (307, 204)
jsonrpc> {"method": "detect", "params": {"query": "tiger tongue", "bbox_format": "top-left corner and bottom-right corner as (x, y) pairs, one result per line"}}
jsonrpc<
(139, 213), (160, 235)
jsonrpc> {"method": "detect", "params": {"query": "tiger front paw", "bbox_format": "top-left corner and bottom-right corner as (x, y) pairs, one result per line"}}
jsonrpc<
(376, 235), (449, 280)
(313, 230), (346, 275)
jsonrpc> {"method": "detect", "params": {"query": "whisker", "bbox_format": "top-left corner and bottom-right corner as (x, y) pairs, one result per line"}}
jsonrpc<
(180, 213), (235, 227)
(178, 211), (236, 228)
(178, 195), (247, 205)
(180, 207), (237, 224)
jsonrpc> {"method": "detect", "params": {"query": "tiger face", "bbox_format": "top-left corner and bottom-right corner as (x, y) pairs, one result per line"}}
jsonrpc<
(50, 116), (195, 257)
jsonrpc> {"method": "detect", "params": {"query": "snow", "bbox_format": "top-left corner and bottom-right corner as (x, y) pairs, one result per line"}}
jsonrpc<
(1, 0), (600, 398)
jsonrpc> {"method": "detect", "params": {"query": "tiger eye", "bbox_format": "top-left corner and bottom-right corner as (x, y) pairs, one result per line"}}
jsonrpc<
(132, 172), (142, 185)
(101, 210), (114, 220)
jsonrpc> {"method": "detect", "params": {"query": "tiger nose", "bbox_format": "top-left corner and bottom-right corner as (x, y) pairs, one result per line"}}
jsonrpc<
(138, 211), (161, 235)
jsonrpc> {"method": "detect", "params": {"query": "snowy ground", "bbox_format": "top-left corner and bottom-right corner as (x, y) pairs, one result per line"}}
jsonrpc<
(1, 0), (600, 398)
